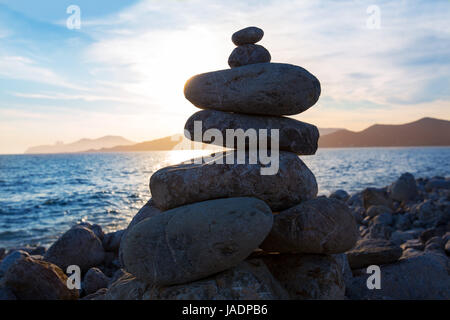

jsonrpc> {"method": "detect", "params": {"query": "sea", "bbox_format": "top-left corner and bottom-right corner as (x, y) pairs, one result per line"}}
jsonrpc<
(0, 147), (449, 248)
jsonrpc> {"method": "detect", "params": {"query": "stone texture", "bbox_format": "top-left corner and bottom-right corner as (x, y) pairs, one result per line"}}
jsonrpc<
(44, 224), (105, 272)
(366, 205), (392, 218)
(261, 198), (358, 254)
(347, 239), (402, 269)
(184, 110), (319, 155)
(106, 260), (288, 300)
(150, 151), (317, 211)
(82, 288), (107, 300)
(82, 267), (109, 296)
(389, 172), (418, 202)
(122, 197), (273, 286)
(102, 229), (125, 252)
(263, 254), (345, 300)
(118, 199), (163, 266)
(332, 253), (353, 289)
(232, 27), (264, 45)
(425, 177), (450, 191)
(105, 272), (149, 300)
(347, 252), (450, 300)
(184, 63), (321, 116)
(148, 260), (289, 300)
(0, 250), (30, 277)
(228, 44), (271, 68)
(400, 238), (424, 251)
(329, 189), (350, 201)
(362, 187), (393, 210)
(1, 256), (79, 300)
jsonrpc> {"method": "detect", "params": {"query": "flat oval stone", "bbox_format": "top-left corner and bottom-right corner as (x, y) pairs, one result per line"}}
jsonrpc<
(184, 110), (319, 155)
(121, 197), (273, 286)
(346, 239), (402, 269)
(232, 26), (264, 45)
(260, 198), (358, 254)
(228, 44), (271, 68)
(150, 151), (318, 211)
(184, 63), (321, 116)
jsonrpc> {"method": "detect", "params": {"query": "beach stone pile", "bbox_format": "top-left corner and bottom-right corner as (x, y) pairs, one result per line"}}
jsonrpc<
(112, 26), (358, 300)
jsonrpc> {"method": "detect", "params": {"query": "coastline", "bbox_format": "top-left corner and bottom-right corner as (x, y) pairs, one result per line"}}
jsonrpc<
(0, 173), (449, 300)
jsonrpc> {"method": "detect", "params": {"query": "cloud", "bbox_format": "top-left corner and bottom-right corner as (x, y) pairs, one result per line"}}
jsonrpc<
(0, 0), (449, 154)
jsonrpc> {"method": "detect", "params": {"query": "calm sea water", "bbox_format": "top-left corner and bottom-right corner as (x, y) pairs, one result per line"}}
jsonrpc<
(0, 147), (449, 248)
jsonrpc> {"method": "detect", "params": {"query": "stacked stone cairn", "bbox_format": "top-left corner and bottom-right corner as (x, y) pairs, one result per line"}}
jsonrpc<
(116, 27), (359, 300)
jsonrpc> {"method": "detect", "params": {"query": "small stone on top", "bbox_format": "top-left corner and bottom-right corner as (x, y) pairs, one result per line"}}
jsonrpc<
(232, 26), (264, 46)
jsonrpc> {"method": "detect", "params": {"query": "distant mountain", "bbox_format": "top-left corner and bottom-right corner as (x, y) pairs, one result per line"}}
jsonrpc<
(25, 136), (135, 154)
(319, 128), (344, 136)
(88, 134), (221, 152)
(319, 118), (450, 148)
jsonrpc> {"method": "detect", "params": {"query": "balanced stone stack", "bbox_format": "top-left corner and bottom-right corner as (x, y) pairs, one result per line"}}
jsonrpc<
(119, 27), (358, 300)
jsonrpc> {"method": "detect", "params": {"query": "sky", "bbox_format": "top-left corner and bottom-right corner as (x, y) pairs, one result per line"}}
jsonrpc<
(0, 0), (449, 154)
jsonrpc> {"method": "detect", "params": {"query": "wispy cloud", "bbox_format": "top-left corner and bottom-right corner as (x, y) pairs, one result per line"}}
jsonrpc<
(0, 0), (449, 153)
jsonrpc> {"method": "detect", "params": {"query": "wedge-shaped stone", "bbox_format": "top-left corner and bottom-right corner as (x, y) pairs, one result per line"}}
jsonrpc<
(184, 109), (319, 155)
(184, 63), (321, 116)
(121, 197), (273, 286)
(150, 151), (318, 211)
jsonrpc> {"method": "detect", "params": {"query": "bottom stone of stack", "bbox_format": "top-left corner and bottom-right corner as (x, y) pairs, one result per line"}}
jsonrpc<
(262, 253), (346, 300)
(121, 197), (273, 286)
(105, 260), (289, 300)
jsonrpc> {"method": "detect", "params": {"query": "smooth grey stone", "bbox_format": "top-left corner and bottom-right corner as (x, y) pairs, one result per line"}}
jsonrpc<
(44, 224), (105, 272)
(2, 256), (79, 300)
(150, 151), (318, 211)
(184, 63), (321, 116)
(184, 109), (319, 155)
(102, 229), (125, 252)
(425, 177), (450, 191)
(347, 239), (402, 269)
(347, 252), (450, 299)
(389, 172), (418, 202)
(232, 26), (264, 45)
(366, 205), (392, 218)
(362, 187), (393, 210)
(82, 267), (109, 296)
(329, 189), (350, 201)
(0, 250), (30, 277)
(118, 199), (163, 266)
(228, 44), (271, 68)
(122, 197), (273, 286)
(261, 198), (358, 254)
(263, 254), (345, 300)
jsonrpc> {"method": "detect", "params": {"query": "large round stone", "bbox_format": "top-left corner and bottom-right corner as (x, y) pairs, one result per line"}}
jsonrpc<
(44, 225), (105, 272)
(184, 63), (321, 116)
(121, 197), (273, 286)
(184, 110), (319, 155)
(232, 26), (264, 45)
(150, 151), (318, 211)
(118, 199), (163, 266)
(228, 44), (271, 68)
(261, 198), (358, 254)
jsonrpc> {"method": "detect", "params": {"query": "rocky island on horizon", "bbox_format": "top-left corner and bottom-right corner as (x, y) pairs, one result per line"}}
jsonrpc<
(21, 117), (450, 155)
